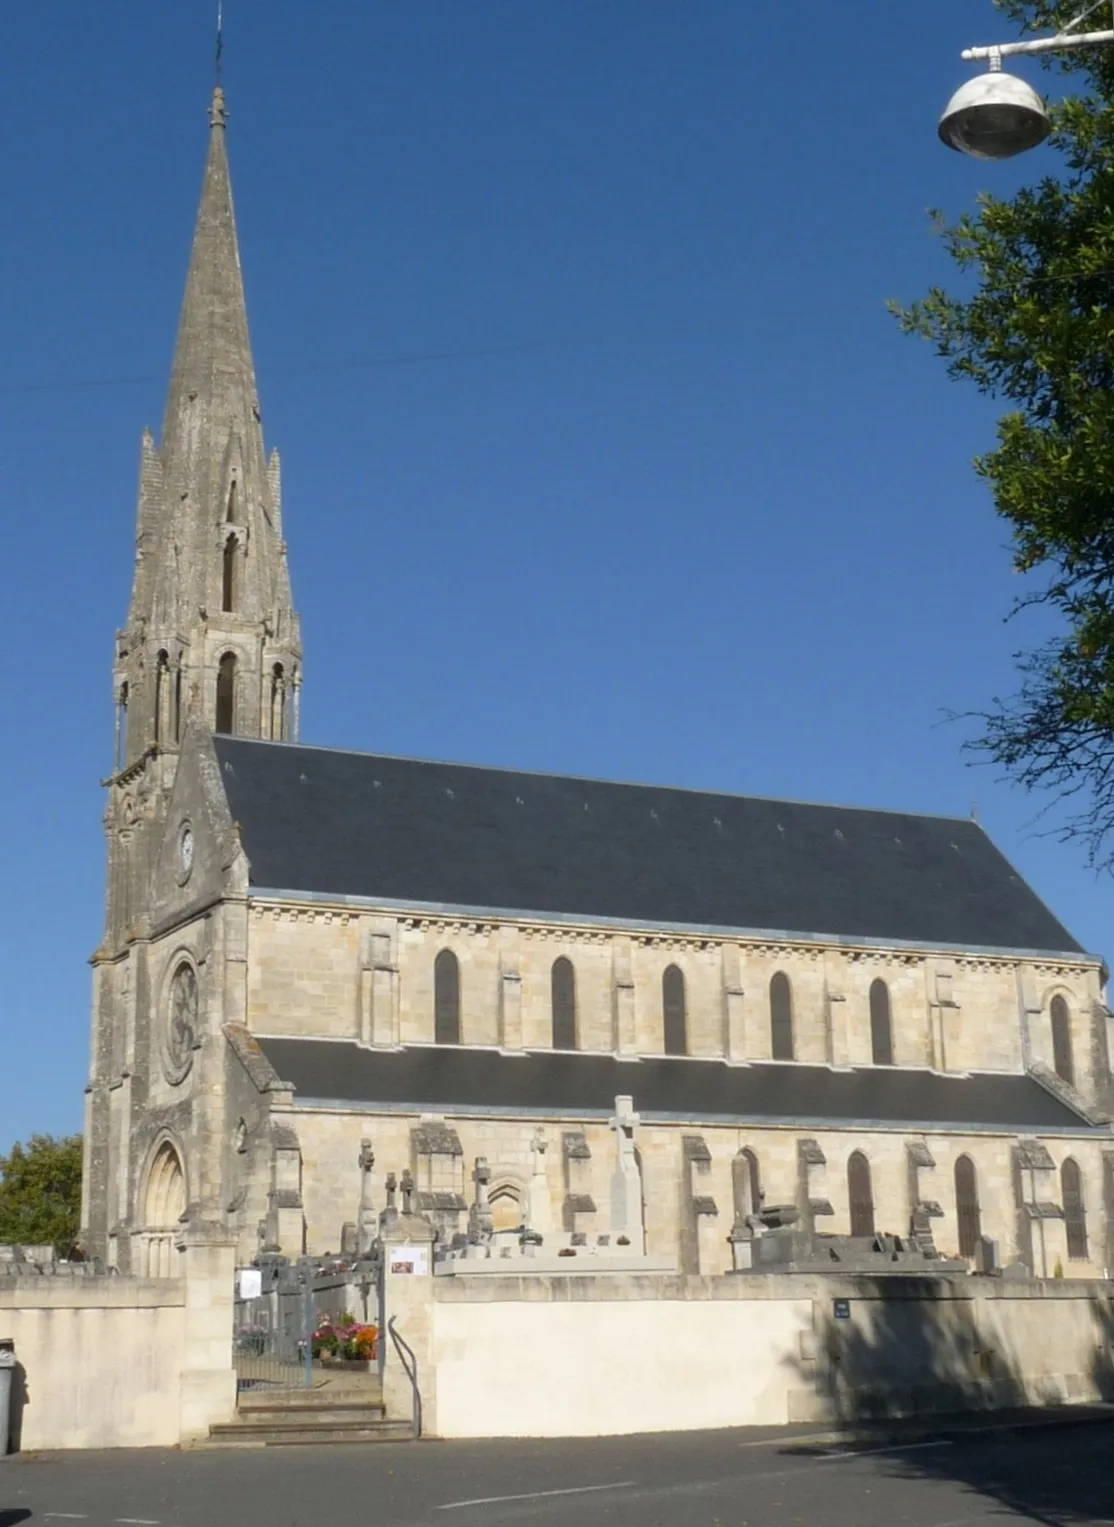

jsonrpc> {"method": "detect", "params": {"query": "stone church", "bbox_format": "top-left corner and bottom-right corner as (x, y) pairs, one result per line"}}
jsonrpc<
(82, 87), (1114, 1283)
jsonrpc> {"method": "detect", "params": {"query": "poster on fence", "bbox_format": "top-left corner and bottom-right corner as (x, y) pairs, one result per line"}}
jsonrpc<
(238, 1267), (263, 1299)
(389, 1245), (428, 1276)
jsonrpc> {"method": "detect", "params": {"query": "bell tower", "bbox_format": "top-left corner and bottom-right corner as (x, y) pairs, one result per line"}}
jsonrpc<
(83, 86), (302, 1265)
(105, 85), (302, 938)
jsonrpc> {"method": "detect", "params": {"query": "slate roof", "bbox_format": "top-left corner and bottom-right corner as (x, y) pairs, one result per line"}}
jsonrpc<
(254, 1038), (1092, 1132)
(212, 738), (1083, 954)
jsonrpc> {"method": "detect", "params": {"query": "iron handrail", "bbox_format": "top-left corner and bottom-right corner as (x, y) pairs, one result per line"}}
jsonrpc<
(387, 1316), (422, 1439)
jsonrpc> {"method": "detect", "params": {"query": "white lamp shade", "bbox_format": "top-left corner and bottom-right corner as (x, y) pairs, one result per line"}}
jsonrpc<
(938, 71), (1051, 159)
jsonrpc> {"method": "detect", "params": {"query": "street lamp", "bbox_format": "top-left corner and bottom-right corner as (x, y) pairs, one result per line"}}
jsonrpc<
(940, 2), (1114, 159)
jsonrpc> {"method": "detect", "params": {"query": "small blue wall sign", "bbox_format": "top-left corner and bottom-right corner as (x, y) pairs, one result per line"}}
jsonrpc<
(833, 1298), (851, 1320)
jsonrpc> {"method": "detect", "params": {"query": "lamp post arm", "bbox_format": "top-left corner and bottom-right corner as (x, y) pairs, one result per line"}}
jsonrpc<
(962, 28), (1114, 62)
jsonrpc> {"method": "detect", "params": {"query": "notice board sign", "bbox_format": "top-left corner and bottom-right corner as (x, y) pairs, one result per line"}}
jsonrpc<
(389, 1245), (429, 1276)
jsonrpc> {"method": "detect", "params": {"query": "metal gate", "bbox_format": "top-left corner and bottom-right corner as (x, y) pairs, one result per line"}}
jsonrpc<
(233, 1257), (383, 1392)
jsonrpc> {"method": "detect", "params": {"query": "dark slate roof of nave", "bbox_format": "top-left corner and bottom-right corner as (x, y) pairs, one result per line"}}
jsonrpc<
(254, 1038), (1093, 1131)
(212, 736), (1083, 954)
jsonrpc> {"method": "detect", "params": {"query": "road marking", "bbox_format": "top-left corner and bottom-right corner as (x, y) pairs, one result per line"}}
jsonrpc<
(115, 1519), (160, 1524)
(816, 1440), (955, 1462)
(437, 1481), (636, 1511)
(44, 1516), (88, 1521)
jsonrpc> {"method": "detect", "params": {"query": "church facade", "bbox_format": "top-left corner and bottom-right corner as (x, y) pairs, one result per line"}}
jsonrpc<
(82, 89), (1114, 1283)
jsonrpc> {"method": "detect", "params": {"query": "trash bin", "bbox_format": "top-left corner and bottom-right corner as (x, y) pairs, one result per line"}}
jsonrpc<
(0, 1341), (15, 1458)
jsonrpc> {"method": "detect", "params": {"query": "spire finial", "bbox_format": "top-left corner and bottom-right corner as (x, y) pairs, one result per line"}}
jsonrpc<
(210, 85), (227, 129)
(215, 0), (224, 86)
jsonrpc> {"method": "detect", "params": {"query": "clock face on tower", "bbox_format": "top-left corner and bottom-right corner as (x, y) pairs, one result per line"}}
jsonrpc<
(178, 824), (194, 882)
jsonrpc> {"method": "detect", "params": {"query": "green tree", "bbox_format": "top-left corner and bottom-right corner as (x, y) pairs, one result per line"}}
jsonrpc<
(894, 2), (1114, 867)
(0, 1134), (83, 1257)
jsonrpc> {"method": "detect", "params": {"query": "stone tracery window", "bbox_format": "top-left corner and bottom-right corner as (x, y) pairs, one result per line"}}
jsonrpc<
(1050, 996), (1075, 1087)
(434, 949), (461, 1045)
(164, 961), (198, 1083)
(551, 957), (577, 1050)
(769, 972), (794, 1060)
(662, 964), (687, 1056)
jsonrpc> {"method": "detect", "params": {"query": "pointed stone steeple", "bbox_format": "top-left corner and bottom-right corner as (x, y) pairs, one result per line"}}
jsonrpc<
(114, 85), (301, 779)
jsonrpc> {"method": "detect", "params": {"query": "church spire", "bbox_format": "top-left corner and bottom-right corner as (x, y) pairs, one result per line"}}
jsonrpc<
(114, 84), (301, 775)
(157, 84), (259, 576)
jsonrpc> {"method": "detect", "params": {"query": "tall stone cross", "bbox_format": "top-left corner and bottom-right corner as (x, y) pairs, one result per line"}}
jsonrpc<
(468, 1157), (494, 1244)
(356, 1139), (377, 1255)
(609, 1095), (645, 1251)
(527, 1130), (555, 1236)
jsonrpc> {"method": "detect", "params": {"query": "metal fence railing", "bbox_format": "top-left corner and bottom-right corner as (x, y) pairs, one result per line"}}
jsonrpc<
(232, 1259), (381, 1393)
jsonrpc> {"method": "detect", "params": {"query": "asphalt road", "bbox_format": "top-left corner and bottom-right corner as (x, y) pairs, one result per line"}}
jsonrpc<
(2, 1421), (1112, 1527)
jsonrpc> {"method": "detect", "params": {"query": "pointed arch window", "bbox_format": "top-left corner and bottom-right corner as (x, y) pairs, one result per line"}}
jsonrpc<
(226, 477), (238, 523)
(848, 1151), (875, 1237)
(954, 1154), (981, 1258)
(115, 680), (129, 770)
(663, 964), (687, 1056)
(1062, 1158), (1088, 1260)
(551, 957), (577, 1050)
(222, 534), (239, 614)
(869, 978), (894, 1066)
(1051, 996), (1075, 1087)
(270, 663), (287, 741)
(434, 949), (461, 1045)
(770, 972), (794, 1060)
(154, 650), (171, 745)
(215, 652), (237, 734)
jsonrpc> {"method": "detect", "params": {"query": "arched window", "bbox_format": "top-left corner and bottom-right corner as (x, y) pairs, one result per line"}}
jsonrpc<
(154, 650), (170, 745)
(434, 949), (461, 1045)
(1051, 996), (1075, 1087)
(222, 534), (239, 613)
(215, 652), (237, 734)
(115, 680), (129, 769)
(1062, 1158), (1088, 1260)
(226, 478), (238, 523)
(270, 663), (286, 740)
(848, 1151), (875, 1237)
(770, 972), (794, 1060)
(662, 964), (687, 1055)
(551, 957), (577, 1050)
(173, 663), (182, 743)
(955, 1154), (981, 1258)
(870, 978), (894, 1066)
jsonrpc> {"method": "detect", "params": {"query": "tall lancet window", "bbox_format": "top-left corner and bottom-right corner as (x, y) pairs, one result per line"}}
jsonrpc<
(1050, 995), (1075, 1087)
(215, 652), (237, 734)
(769, 972), (794, 1060)
(270, 663), (286, 740)
(551, 957), (577, 1050)
(848, 1151), (875, 1237)
(115, 681), (129, 770)
(222, 535), (239, 614)
(869, 978), (894, 1066)
(154, 651), (171, 745)
(434, 950), (461, 1044)
(663, 965), (687, 1056)
(226, 477), (238, 523)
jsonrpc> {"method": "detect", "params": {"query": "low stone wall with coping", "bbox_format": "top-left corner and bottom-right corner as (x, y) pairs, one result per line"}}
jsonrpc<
(0, 1239), (236, 1451)
(380, 1268), (1114, 1438)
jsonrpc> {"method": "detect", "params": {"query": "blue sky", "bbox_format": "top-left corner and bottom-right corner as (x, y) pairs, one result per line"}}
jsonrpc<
(2, 2), (1110, 1152)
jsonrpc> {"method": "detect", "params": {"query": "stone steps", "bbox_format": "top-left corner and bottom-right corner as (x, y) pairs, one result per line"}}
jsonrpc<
(207, 1384), (414, 1447)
